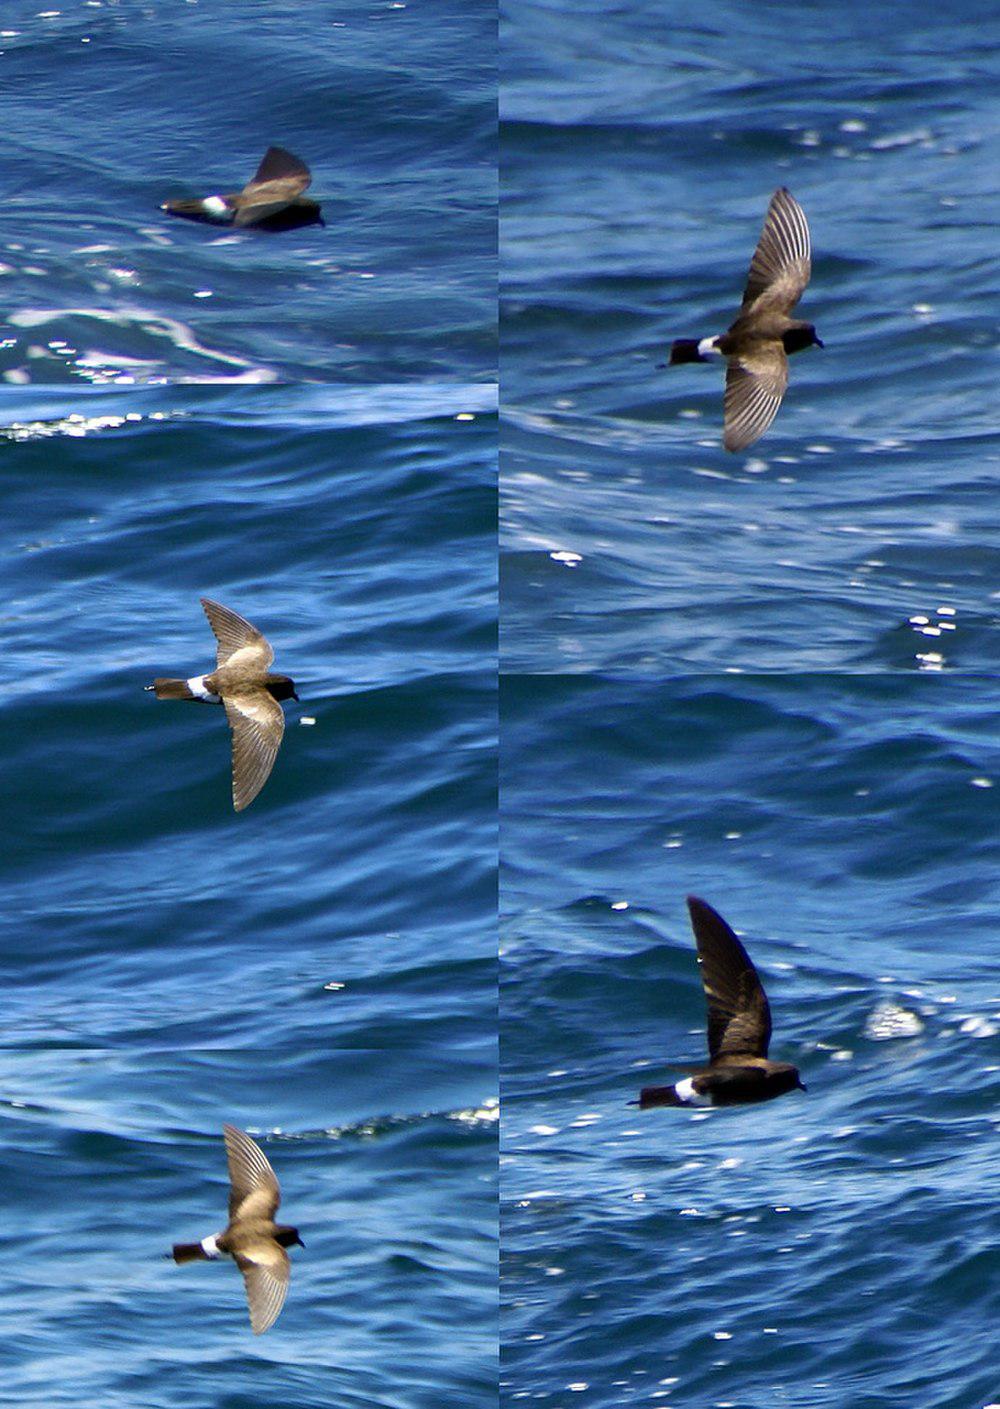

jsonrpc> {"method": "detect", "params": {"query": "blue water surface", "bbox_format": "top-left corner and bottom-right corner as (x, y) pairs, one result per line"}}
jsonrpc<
(500, 672), (999, 1409)
(1, 381), (498, 1407)
(1, 0), (496, 385)
(500, 0), (999, 672)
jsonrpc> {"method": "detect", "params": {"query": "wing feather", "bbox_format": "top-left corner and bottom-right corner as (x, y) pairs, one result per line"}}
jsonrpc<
(223, 1124), (281, 1220)
(248, 146), (311, 190)
(234, 1244), (290, 1334)
(201, 598), (274, 669)
(723, 353), (787, 453)
(223, 691), (285, 812)
(687, 896), (772, 1059)
(741, 187), (811, 313)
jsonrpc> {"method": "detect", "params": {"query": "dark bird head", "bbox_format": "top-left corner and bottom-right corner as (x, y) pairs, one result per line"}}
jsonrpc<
(264, 673), (299, 703)
(769, 1062), (807, 1095)
(782, 324), (823, 355)
(277, 1226), (304, 1249)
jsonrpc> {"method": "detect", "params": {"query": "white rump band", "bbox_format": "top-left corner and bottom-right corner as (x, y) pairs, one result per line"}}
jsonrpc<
(186, 674), (218, 701)
(675, 1077), (712, 1107)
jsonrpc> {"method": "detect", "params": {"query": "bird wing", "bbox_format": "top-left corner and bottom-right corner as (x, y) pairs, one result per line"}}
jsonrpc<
(234, 1242), (290, 1334)
(236, 147), (312, 227)
(741, 186), (811, 313)
(223, 690), (286, 812)
(687, 896), (772, 1060)
(223, 1124), (281, 1221)
(248, 146), (311, 192)
(201, 598), (274, 670)
(723, 348), (788, 453)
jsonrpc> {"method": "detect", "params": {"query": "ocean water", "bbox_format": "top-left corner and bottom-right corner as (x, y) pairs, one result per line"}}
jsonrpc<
(1, 0), (496, 385)
(500, 673), (999, 1409)
(1, 382), (497, 1406)
(500, 0), (999, 673)
(4, 0), (999, 1405)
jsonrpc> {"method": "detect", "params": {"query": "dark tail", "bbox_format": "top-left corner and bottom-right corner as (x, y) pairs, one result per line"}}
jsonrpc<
(172, 1242), (210, 1264)
(160, 200), (229, 225)
(635, 1085), (684, 1109)
(146, 678), (197, 700)
(668, 338), (710, 366)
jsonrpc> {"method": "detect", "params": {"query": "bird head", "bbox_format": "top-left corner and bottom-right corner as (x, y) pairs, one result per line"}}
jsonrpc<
(264, 673), (299, 703)
(782, 324), (823, 354)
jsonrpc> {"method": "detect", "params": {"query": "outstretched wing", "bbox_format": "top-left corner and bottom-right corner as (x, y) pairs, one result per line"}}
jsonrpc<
(234, 1242), (291, 1334)
(687, 896), (772, 1059)
(723, 348), (788, 453)
(201, 597), (274, 670)
(223, 1124), (281, 1221)
(223, 690), (286, 812)
(741, 186), (811, 313)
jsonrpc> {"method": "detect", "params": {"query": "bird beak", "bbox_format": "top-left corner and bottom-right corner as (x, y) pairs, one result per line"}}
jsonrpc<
(814, 337), (824, 349)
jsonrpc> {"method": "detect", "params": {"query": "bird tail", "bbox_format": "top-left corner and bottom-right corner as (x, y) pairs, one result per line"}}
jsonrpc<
(172, 1242), (211, 1264)
(146, 677), (198, 700)
(634, 1084), (685, 1109)
(668, 338), (711, 366)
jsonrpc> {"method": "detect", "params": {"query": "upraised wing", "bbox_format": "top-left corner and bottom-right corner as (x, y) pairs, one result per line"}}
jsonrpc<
(687, 895), (772, 1059)
(236, 146), (312, 227)
(223, 1124), (281, 1221)
(201, 597), (274, 670)
(741, 187), (811, 314)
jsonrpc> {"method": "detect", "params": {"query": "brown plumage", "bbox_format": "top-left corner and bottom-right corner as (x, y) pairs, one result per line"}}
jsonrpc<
(146, 596), (297, 812)
(635, 895), (806, 1109)
(171, 1124), (303, 1335)
(667, 187), (822, 452)
(160, 146), (323, 229)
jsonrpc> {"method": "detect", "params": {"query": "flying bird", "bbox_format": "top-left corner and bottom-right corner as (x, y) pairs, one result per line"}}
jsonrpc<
(161, 146), (324, 229)
(171, 1124), (303, 1334)
(146, 596), (297, 812)
(635, 895), (806, 1108)
(667, 187), (822, 452)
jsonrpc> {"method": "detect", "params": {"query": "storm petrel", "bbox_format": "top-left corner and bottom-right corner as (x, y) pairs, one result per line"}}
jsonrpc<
(667, 187), (822, 452)
(171, 1124), (303, 1334)
(636, 895), (806, 1108)
(145, 596), (297, 812)
(161, 146), (324, 230)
